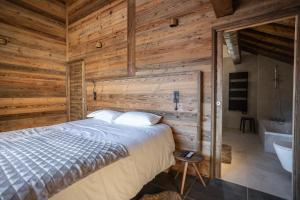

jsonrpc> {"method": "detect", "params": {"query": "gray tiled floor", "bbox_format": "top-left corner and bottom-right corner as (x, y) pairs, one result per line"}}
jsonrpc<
(131, 172), (285, 200)
(221, 128), (292, 199)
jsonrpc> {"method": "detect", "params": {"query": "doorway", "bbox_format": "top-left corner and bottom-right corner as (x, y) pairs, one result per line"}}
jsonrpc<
(211, 15), (300, 200)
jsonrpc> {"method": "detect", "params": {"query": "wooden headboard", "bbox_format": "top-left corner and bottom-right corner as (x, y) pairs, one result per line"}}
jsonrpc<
(86, 72), (202, 152)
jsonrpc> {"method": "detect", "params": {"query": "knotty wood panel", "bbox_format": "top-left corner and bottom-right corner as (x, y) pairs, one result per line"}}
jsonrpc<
(68, 0), (128, 79)
(86, 72), (209, 176)
(0, 0), (65, 41)
(0, 0), (67, 132)
(66, 0), (300, 179)
(136, 0), (215, 72)
(8, 0), (66, 23)
(87, 72), (200, 150)
(67, 0), (215, 176)
(69, 60), (86, 121)
(68, 0), (114, 24)
(134, 0), (215, 176)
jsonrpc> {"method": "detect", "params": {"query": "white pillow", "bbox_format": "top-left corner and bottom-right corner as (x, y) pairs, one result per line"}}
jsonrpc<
(114, 111), (162, 126)
(87, 110), (122, 123)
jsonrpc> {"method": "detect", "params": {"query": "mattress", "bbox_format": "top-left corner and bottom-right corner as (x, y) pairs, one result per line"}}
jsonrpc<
(49, 119), (176, 200)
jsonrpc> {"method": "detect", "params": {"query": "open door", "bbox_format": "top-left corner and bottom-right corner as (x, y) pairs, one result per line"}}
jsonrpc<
(68, 60), (86, 121)
(212, 15), (300, 200)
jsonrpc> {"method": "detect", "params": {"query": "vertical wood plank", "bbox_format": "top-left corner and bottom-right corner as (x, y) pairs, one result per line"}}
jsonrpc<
(66, 0), (69, 62)
(210, 29), (217, 178)
(293, 14), (300, 200)
(210, 29), (223, 179)
(66, 65), (70, 121)
(82, 61), (87, 118)
(127, 0), (135, 76)
(69, 60), (86, 121)
(215, 31), (223, 178)
(197, 72), (203, 152)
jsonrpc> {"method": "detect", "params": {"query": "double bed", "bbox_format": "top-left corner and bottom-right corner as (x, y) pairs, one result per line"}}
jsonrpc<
(0, 118), (175, 200)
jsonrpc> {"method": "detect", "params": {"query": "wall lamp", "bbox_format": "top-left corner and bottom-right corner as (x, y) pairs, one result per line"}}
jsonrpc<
(93, 80), (97, 101)
(169, 18), (179, 27)
(173, 91), (180, 110)
(96, 40), (102, 48)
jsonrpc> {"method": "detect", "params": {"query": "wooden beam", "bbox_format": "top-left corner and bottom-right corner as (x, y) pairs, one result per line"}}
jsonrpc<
(240, 38), (294, 57)
(127, 0), (135, 76)
(274, 18), (296, 28)
(241, 43), (293, 64)
(239, 29), (294, 50)
(250, 23), (295, 40)
(224, 31), (241, 64)
(209, 0), (234, 18)
(240, 35), (293, 56)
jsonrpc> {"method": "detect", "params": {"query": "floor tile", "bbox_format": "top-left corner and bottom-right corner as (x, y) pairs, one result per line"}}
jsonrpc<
(248, 188), (286, 200)
(131, 173), (285, 200)
(150, 172), (179, 191)
(186, 179), (247, 200)
(131, 184), (165, 200)
(221, 128), (292, 199)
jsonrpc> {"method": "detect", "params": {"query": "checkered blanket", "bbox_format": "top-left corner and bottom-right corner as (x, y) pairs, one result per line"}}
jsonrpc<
(0, 125), (128, 200)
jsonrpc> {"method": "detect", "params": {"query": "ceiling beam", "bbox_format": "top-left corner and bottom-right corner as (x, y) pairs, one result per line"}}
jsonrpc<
(224, 31), (241, 64)
(241, 43), (293, 64)
(239, 29), (294, 50)
(249, 23), (295, 40)
(240, 38), (294, 57)
(209, 0), (234, 18)
(273, 18), (296, 28)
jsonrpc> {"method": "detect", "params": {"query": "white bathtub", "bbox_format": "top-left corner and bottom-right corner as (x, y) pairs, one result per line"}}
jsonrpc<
(259, 119), (292, 154)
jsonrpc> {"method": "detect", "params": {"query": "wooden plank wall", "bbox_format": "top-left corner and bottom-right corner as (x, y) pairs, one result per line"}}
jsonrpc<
(67, 0), (300, 177)
(87, 72), (202, 150)
(0, 0), (67, 132)
(68, 0), (215, 176)
(68, 0), (128, 79)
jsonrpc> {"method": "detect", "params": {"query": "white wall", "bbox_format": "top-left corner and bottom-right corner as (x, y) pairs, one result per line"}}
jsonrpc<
(222, 46), (294, 130)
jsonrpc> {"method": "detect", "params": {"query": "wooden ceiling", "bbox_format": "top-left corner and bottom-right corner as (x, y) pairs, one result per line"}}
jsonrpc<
(239, 18), (295, 64)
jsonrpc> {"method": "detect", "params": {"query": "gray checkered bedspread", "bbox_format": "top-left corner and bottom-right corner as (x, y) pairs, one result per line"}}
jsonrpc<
(0, 124), (128, 200)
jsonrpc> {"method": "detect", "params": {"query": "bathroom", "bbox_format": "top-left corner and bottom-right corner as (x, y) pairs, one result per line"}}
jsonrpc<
(220, 18), (295, 199)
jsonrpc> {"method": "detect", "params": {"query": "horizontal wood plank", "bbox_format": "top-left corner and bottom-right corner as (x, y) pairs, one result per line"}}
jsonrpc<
(0, 0), (67, 132)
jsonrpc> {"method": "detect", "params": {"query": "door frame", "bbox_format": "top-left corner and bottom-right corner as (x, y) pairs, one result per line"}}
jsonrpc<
(210, 13), (300, 200)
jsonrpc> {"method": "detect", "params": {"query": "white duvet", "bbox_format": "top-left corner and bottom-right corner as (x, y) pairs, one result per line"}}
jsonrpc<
(49, 119), (175, 200)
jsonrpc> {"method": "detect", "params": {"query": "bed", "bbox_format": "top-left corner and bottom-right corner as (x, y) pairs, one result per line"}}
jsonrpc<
(0, 118), (175, 200)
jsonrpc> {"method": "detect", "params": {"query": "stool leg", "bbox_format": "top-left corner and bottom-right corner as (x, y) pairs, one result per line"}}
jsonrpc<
(253, 120), (256, 133)
(250, 120), (252, 132)
(192, 163), (206, 187)
(181, 162), (188, 195)
(242, 120), (245, 133)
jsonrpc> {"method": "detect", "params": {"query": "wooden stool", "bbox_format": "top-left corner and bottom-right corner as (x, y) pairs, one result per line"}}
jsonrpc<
(240, 117), (256, 133)
(174, 151), (206, 195)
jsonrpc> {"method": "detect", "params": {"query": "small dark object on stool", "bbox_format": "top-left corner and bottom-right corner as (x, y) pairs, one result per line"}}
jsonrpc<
(240, 117), (256, 133)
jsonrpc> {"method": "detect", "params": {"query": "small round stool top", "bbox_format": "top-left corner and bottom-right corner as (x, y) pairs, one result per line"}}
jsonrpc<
(174, 150), (204, 163)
